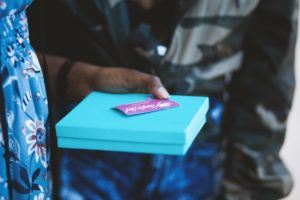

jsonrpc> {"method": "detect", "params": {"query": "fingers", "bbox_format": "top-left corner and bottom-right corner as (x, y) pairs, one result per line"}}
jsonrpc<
(96, 67), (170, 99)
(127, 70), (170, 99)
(146, 76), (170, 99)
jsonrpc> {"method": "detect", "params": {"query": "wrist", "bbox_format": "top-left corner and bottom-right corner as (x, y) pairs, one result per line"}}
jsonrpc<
(67, 62), (100, 100)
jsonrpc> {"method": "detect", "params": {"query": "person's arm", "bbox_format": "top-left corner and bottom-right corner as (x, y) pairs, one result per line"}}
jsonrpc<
(38, 54), (169, 103)
(225, 0), (296, 152)
(222, 0), (297, 198)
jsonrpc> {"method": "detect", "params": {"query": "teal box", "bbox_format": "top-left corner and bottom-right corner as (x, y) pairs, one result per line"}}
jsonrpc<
(56, 92), (209, 155)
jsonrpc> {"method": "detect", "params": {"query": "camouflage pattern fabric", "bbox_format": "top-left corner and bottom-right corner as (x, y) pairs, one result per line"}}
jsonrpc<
(28, 0), (297, 199)
(220, 2), (298, 199)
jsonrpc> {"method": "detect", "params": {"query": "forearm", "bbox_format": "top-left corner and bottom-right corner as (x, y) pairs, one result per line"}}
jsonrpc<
(38, 53), (169, 106)
(225, 0), (296, 140)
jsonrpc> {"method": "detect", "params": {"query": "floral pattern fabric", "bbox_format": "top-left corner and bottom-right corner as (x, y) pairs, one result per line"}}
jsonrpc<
(0, 0), (51, 199)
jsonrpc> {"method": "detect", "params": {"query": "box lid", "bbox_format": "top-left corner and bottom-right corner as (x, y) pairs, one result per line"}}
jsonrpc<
(56, 92), (209, 145)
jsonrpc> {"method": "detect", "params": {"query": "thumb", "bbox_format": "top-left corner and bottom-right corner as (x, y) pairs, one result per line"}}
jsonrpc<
(146, 76), (170, 99)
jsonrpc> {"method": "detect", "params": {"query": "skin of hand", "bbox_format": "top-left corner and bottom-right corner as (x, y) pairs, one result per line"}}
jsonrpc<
(131, 0), (156, 10)
(66, 61), (170, 101)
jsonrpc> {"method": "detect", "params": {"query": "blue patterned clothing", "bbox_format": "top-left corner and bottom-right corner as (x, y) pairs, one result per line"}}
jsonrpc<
(0, 0), (51, 199)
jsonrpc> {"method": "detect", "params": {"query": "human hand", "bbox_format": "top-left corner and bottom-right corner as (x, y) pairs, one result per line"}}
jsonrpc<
(67, 62), (169, 100)
(91, 67), (169, 99)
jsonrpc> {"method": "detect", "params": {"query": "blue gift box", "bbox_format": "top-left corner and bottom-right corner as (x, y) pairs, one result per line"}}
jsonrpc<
(56, 92), (209, 155)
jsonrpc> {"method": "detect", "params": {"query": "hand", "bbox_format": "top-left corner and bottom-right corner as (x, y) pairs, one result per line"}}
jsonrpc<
(92, 67), (170, 99)
(67, 62), (169, 100)
(131, 0), (156, 10)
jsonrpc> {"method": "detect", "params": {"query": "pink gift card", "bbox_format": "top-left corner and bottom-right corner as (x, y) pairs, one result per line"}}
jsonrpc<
(115, 97), (180, 115)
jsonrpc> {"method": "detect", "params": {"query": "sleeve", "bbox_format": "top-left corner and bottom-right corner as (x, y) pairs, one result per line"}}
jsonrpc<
(222, 0), (298, 198)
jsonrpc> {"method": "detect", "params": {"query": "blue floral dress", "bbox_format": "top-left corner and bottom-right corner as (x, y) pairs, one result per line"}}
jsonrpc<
(0, 0), (51, 199)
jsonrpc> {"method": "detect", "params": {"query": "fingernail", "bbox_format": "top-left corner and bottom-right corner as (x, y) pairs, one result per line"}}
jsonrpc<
(158, 87), (170, 99)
